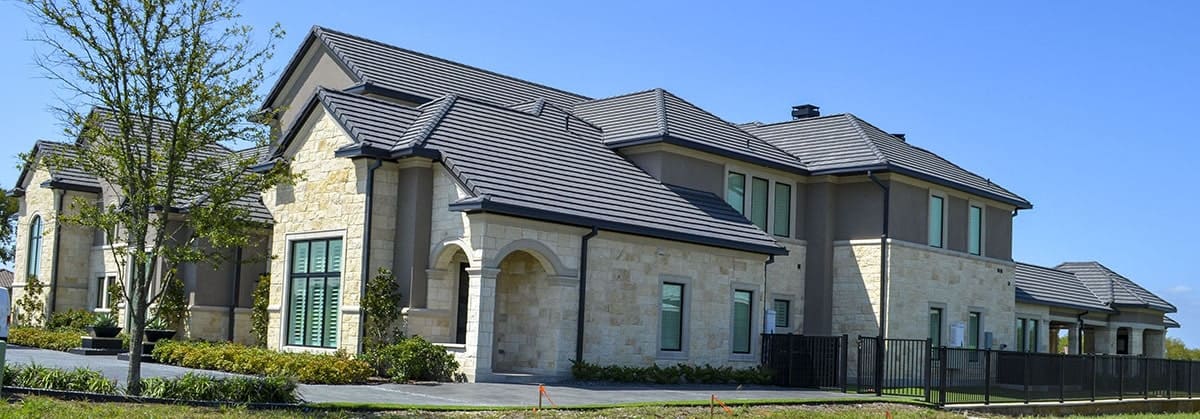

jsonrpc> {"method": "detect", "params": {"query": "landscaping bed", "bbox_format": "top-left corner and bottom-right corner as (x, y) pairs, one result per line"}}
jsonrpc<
(1, 364), (297, 404)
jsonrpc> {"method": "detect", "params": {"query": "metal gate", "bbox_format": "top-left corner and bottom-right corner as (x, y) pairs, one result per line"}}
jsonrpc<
(760, 334), (848, 391)
(857, 336), (931, 399)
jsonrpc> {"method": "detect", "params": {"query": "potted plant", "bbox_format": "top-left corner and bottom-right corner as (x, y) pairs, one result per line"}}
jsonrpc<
(88, 313), (122, 338)
(144, 316), (176, 342)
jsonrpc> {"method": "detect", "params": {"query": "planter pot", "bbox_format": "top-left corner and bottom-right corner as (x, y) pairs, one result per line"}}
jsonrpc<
(88, 326), (122, 338)
(144, 329), (177, 342)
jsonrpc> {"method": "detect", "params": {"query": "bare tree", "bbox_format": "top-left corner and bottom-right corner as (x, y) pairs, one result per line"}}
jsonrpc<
(20, 0), (292, 394)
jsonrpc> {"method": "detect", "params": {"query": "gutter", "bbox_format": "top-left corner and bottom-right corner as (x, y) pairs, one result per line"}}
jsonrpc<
(47, 189), (66, 313)
(574, 227), (598, 363)
(227, 246), (243, 342)
(357, 159), (384, 353)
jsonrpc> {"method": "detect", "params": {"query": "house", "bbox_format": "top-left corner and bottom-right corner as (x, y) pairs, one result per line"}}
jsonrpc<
(11, 122), (270, 343)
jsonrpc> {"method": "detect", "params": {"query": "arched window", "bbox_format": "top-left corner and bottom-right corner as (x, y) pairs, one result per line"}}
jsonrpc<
(26, 216), (43, 279)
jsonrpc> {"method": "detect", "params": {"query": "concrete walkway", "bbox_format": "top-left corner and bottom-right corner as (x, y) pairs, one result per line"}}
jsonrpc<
(6, 345), (856, 407)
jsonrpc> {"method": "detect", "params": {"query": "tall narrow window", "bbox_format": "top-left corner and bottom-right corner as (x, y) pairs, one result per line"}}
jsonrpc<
(773, 183), (791, 237)
(725, 172), (746, 214)
(968, 312), (981, 349)
(929, 307), (943, 348)
(1015, 319), (1026, 352)
(26, 216), (43, 279)
(287, 238), (343, 348)
(968, 205), (983, 255)
(1026, 319), (1039, 352)
(750, 177), (769, 230)
(928, 195), (944, 248)
(94, 276), (115, 309)
(455, 263), (470, 344)
(732, 290), (753, 354)
(660, 283), (684, 351)
(773, 299), (790, 328)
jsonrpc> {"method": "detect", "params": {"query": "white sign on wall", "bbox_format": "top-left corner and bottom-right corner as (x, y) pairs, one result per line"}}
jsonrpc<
(950, 321), (966, 347)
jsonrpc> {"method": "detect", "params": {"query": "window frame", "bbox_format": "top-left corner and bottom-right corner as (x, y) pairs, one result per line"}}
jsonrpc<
(282, 233), (345, 351)
(749, 177), (770, 230)
(772, 182), (792, 237)
(929, 306), (944, 348)
(725, 168), (795, 238)
(928, 192), (946, 248)
(967, 203), (985, 256)
(657, 275), (692, 360)
(772, 298), (791, 329)
(26, 215), (43, 280)
(731, 289), (754, 355)
(725, 171), (747, 215)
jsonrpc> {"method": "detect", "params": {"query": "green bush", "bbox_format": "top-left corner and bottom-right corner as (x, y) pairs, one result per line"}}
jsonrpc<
(362, 267), (403, 351)
(140, 373), (297, 404)
(360, 336), (459, 382)
(91, 313), (118, 328)
(250, 274), (269, 347)
(47, 309), (96, 330)
(570, 360), (772, 385)
(3, 363), (119, 394)
(9, 327), (84, 351)
(151, 340), (372, 384)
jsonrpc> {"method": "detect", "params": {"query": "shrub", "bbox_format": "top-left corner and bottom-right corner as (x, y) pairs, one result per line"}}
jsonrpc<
(151, 340), (372, 384)
(9, 327), (84, 351)
(140, 373), (298, 404)
(362, 267), (403, 351)
(146, 315), (169, 331)
(570, 360), (772, 385)
(47, 309), (96, 330)
(16, 275), (46, 327)
(361, 336), (459, 382)
(91, 313), (118, 328)
(250, 274), (269, 347)
(3, 363), (119, 394)
(154, 273), (189, 328)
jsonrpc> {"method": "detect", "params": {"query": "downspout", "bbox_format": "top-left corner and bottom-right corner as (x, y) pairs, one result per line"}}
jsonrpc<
(227, 246), (243, 342)
(47, 189), (66, 313)
(868, 171), (890, 398)
(763, 255), (775, 335)
(574, 226), (598, 363)
(357, 159), (384, 353)
(1075, 310), (1089, 354)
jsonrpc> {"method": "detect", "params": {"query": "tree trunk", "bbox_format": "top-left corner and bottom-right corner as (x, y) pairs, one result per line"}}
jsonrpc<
(126, 263), (146, 395)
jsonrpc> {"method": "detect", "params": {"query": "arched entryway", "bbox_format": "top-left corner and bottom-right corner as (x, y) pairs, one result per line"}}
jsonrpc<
(492, 250), (562, 374)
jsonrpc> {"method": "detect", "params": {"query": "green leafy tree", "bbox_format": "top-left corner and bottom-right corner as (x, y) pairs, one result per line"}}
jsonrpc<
(0, 189), (20, 265)
(20, 0), (292, 395)
(1165, 336), (1200, 360)
(363, 267), (403, 351)
(15, 275), (46, 327)
(250, 273), (269, 347)
(152, 270), (188, 328)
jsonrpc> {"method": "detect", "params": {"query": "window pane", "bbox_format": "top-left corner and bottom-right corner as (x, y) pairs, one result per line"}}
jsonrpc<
(307, 276), (326, 347)
(733, 290), (752, 353)
(968, 312), (980, 349)
(311, 241), (328, 273)
(773, 183), (791, 237)
(325, 277), (340, 348)
(288, 277), (307, 346)
(751, 177), (769, 230)
(928, 196), (944, 247)
(95, 277), (106, 309)
(1016, 319), (1025, 351)
(968, 206), (982, 255)
(1027, 319), (1038, 352)
(726, 172), (746, 214)
(929, 308), (943, 348)
(328, 239), (343, 272)
(773, 299), (790, 328)
(27, 216), (42, 278)
(292, 242), (309, 274)
(660, 283), (683, 351)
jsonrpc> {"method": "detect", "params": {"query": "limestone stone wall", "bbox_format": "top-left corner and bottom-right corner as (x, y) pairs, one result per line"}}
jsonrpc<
(12, 167), (57, 324)
(52, 190), (98, 312)
(183, 305), (253, 343)
(408, 164), (475, 345)
(265, 107), (367, 353)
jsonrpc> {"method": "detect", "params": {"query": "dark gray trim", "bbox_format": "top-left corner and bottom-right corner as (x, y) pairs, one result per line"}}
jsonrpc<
(47, 189), (65, 313)
(608, 134), (811, 175)
(259, 27), (362, 111)
(575, 226), (598, 363)
(45, 180), (102, 194)
(812, 165), (1033, 209)
(449, 199), (788, 256)
(228, 246), (243, 342)
(1015, 295), (1116, 313)
(357, 158), (384, 353)
(343, 83), (432, 106)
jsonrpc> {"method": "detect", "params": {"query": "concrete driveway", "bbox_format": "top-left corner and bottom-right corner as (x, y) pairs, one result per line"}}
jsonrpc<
(5, 344), (241, 385)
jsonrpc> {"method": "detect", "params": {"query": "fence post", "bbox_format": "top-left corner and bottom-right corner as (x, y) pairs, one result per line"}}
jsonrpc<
(1058, 355), (1065, 403)
(784, 334), (792, 387)
(1189, 361), (1193, 399)
(984, 349), (992, 405)
(1090, 354), (1097, 403)
(938, 346), (947, 406)
(856, 338), (863, 393)
(1143, 357), (1150, 400)
(875, 337), (884, 397)
(1168, 360), (1173, 400)
(1118, 356), (1124, 401)
(1023, 351), (1031, 404)
(840, 334), (849, 393)
(924, 338), (933, 403)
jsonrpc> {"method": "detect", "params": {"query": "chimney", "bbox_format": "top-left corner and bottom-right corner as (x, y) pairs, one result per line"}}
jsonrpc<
(791, 104), (820, 120)
(892, 133), (906, 141)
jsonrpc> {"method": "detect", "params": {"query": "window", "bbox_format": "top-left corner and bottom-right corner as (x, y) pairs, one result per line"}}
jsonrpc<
(928, 195), (944, 248)
(773, 183), (791, 237)
(26, 216), (43, 279)
(1016, 317), (1038, 352)
(455, 263), (469, 344)
(725, 172), (746, 214)
(968, 312), (981, 349)
(929, 307), (944, 348)
(750, 177), (769, 230)
(773, 299), (790, 328)
(660, 282), (685, 351)
(968, 205), (983, 255)
(94, 276), (116, 309)
(286, 238), (343, 348)
(732, 290), (753, 354)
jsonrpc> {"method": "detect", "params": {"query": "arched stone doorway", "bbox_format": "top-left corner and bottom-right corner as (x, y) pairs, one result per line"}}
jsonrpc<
(491, 249), (576, 375)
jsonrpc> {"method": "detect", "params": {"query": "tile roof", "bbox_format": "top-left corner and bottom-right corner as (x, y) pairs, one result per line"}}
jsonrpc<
(1165, 316), (1180, 328)
(0, 269), (12, 289)
(572, 89), (806, 172)
(264, 26), (591, 110)
(1013, 262), (1113, 312)
(314, 88), (785, 255)
(1055, 261), (1176, 313)
(745, 114), (1032, 209)
(15, 140), (103, 193)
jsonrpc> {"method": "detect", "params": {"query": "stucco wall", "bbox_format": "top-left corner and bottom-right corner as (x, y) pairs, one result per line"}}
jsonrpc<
(265, 107), (367, 353)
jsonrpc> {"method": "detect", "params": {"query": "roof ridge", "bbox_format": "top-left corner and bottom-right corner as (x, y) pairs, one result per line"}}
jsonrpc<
(654, 88), (669, 137)
(843, 114), (888, 164)
(574, 87), (660, 106)
(656, 89), (805, 166)
(408, 94), (459, 149)
(745, 113), (852, 129)
(313, 25), (592, 101)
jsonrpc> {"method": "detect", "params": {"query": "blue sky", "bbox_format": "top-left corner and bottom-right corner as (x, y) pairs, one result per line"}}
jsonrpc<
(1, 2), (1197, 345)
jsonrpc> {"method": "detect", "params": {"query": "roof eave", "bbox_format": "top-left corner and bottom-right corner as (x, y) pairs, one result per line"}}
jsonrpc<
(1015, 295), (1115, 313)
(607, 134), (810, 175)
(42, 179), (101, 194)
(811, 164), (1033, 209)
(450, 199), (788, 257)
(342, 83), (433, 106)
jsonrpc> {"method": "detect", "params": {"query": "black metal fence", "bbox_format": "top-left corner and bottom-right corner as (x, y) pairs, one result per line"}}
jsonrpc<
(856, 336), (931, 399)
(932, 347), (1200, 406)
(760, 334), (848, 391)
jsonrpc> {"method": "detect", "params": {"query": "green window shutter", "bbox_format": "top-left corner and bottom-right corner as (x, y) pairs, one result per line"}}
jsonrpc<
(325, 277), (340, 348)
(732, 290), (752, 353)
(750, 177), (769, 230)
(307, 277), (326, 347)
(726, 172), (746, 214)
(293, 242), (309, 273)
(329, 239), (343, 272)
(773, 183), (791, 237)
(311, 241), (328, 273)
(288, 277), (307, 346)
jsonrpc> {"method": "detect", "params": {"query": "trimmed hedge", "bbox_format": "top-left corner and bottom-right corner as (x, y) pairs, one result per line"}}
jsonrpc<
(151, 340), (372, 384)
(570, 360), (773, 385)
(141, 373), (298, 404)
(10, 327), (85, 352)
(3, 364), (120, 394)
